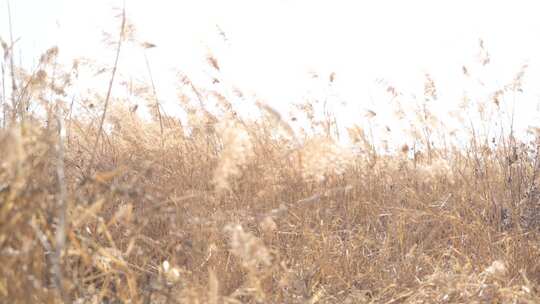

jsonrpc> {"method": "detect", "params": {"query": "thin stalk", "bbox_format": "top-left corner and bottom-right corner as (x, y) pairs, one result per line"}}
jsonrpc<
(7, 0), (19, 122)
(51, 58), (69, 303)
(86, 5), (126, 177)
(143, 50), (164, 145)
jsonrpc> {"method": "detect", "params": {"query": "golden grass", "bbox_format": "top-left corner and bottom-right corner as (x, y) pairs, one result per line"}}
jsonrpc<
(1, 18), (540, 304)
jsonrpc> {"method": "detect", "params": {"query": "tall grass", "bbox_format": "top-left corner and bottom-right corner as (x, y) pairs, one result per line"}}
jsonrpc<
(1, 14), (539, 304)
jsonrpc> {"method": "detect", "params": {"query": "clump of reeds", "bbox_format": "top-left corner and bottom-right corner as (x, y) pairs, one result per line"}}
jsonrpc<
(1, 14), (540, 304)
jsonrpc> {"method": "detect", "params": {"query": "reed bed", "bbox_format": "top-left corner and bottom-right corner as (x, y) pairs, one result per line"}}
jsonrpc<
(1, 13), (539, 304)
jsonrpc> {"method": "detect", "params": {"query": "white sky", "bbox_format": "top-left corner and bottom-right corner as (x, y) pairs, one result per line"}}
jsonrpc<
(2, 0), (540, 146)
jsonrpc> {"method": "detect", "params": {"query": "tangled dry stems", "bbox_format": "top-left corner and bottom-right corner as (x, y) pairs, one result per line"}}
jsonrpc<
(0, 25), (539, 304)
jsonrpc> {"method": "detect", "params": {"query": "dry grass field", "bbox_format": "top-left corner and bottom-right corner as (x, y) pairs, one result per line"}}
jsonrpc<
(1, 10), (540, 304)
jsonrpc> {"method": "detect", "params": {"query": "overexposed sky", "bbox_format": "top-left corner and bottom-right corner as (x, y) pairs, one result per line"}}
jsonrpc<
(2, 0), (540, 145)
